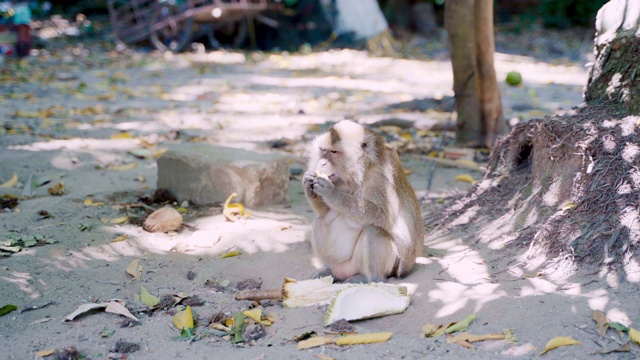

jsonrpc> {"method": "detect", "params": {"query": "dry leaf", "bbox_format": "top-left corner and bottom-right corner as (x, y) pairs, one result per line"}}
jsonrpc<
(83, 198), (104, 207)
(63, 299), (138, 322)
(540, 336), (580, 355)
(113, 234), (128, 242)
(592, 310), (609, 336)
(31, 317), (53, 325)
(420, 323), (443, 338)
(126, 259), (142, 281)
(335, 332), (393, 345)
(455, 340), (475, 349)
(297, 336), (335, 350)
(594, 342), (630, 355)
(140, 287), (160, 307)
(48, 182), (66, 196)
(35, 349), (56, 357)
(242, 308), (272, 326)
(101, 216), (129, 224)
(111, 132), (134, 139)
(630, 327), (640, 345)
(107, 162), (137, 171)
(173, 306), (194, 330)
(223, 193), (247, 222)
(455, 159), (480, 169)
(454, 174), (476, 184)
(315, 355), (336, 360)
(0, 173), (18, 188)
(153, 148), (167, 158)
(446, 331), (506, 344)
(221, 250), (241, 258)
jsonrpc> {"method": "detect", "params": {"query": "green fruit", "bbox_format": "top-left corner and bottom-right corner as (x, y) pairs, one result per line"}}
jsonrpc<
(506, 71), (522, 86)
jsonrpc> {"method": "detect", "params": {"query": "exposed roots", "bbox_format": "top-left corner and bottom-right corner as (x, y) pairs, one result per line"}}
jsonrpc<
(429, 105), (640, 280)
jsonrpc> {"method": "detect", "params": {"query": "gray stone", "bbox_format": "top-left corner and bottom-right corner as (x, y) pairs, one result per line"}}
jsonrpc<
(157, 144), (290, 208)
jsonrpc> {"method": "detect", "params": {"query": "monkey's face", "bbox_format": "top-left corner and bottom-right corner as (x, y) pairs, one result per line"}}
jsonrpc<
(316, 146), (342, 183)
(308, 121), (380, 188)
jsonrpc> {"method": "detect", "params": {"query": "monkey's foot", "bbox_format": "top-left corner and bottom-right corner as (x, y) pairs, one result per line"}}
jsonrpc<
(312, 268), (333, 279)
(342, 274), (386, 284)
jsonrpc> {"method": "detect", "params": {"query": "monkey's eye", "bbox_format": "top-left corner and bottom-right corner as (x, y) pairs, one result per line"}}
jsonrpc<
(361, 142), (367, 149)
(330, 150), (340, 154)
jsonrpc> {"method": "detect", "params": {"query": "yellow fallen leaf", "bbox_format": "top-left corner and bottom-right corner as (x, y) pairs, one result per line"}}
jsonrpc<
(135, 176), (146, 182)
(224, 317), (235, 327)
(540, 336), (580, 355)
(107, 162), (137, 171)
(454, 174), (476, 184)
(420, 323), (444, 338)
(210, 323), (231, 333)
(335, 332), (393, 345)
(630, 327), (640, 345)
(153, 148), (167, 158)
(111, 132), (134, 139)
(454, 340), (475, 349)
(592, 310), (609, 336)
(223, 193), (246, 222)
(84, 198), (104, 207)
(47, 182), (66, 196)
(242, 308), (272, 326)
(126, 259), (142, 281)
(0, 173), (18, 188)
(113, 234), (128, 242)
(297, 336), (335, 350)
(140, 287), (160, 307)
(455, 159), (480, 169)
(220, 250), (241, 258)
(35, 348), (56, 357)
(561, 202), (577, 211)
(173, 306), (194, 330)
(101, 216), (129, 224)
(315, 355), (336, 360)
(446, 331), (506, 344)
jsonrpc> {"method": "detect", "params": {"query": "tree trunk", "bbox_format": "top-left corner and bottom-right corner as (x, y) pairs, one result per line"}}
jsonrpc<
(445, 0), (483, 147)
(445, 0), (504, 147)
(474, 0), (505, 146)
(585, 0), (640, 114)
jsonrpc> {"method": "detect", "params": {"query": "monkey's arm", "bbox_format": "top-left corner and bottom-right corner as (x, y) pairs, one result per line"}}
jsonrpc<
(303, 171), (330, 215)
(313, 176), (390, 229)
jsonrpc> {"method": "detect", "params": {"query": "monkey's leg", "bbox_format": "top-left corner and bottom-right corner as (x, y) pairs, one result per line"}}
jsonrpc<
(352, 226), (397, 283)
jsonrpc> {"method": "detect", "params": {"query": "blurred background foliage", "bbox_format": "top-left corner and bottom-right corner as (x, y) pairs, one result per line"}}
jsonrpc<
(24, 0), (608, 30)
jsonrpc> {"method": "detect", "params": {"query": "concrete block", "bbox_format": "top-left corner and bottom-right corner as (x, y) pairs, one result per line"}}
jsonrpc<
(157, 144), (290, 208)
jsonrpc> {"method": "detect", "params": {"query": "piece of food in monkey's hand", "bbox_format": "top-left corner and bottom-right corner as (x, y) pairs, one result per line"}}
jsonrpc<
(314, 170), (331, 181)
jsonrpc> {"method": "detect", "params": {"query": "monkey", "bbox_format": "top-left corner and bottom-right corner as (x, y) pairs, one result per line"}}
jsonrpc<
(303, 120), (424, 283)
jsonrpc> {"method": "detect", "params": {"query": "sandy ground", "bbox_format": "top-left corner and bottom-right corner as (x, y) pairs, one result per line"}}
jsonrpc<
(1, 30), (639, 359)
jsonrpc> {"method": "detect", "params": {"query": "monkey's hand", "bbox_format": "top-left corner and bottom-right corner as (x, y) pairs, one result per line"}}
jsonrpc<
(303, 171), (318, 198)
(313, 174), (335, 198)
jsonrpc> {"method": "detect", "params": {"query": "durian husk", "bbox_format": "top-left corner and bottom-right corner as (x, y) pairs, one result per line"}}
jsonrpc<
(282, 276), (407, 309)
(143, 207), (183, 233)
(324, 285), (410, 326)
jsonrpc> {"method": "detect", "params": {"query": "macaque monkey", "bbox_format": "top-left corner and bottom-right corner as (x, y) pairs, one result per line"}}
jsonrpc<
(303, 120), (424, 283)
